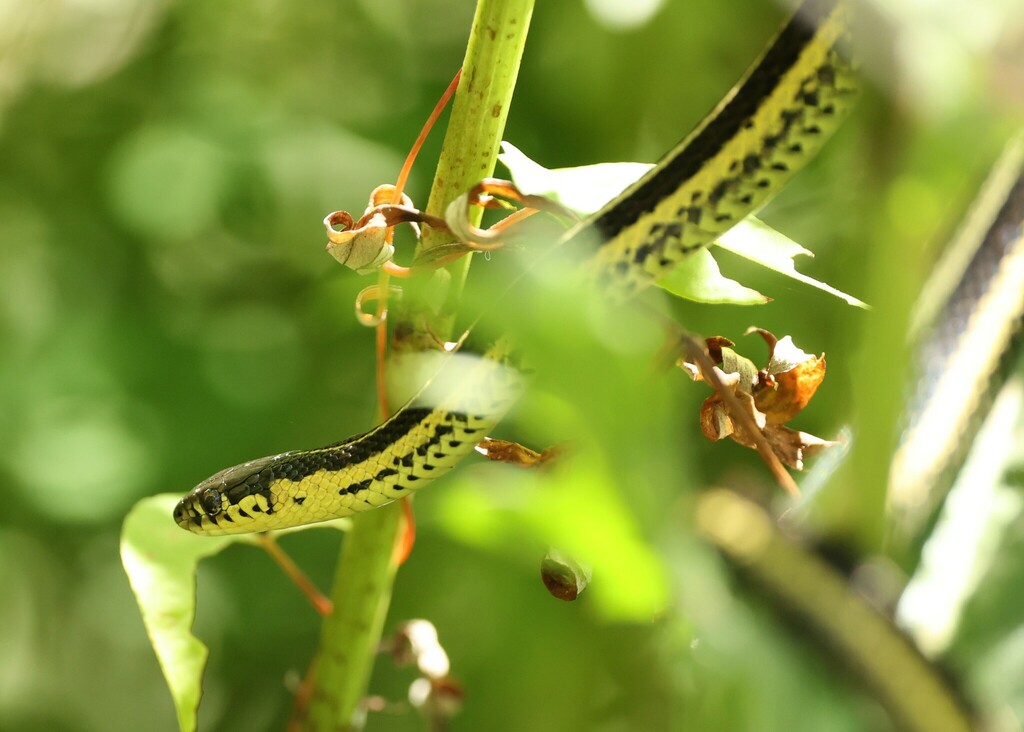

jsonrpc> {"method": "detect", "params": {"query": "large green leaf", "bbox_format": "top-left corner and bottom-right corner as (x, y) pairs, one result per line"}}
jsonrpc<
(120, 495), (348, 732)
(120, 495), (252, 732)
(498, 141), (652, 216)
(656, 248), (769, 305)
(433, 460), (669, 622)
(498, 142), (867, 308)
(716, 218), (869, 309)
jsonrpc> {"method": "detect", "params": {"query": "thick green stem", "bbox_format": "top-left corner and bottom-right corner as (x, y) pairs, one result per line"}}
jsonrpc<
(304, 504), (403, 731)
(398, 0), (536, 351)
(303, 2), (533, 729)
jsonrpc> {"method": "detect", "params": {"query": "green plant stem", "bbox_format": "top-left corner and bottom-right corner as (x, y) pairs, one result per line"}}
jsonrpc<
(304, 504), (403, 731)
(303, 1), (534, 729)
(398, 0), (536, 351)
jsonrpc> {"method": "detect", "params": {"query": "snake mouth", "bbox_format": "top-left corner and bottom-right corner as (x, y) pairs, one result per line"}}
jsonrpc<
(173, 494), (246, 535)
(172, 500), (188, 528)
(172, 498), (206, 532)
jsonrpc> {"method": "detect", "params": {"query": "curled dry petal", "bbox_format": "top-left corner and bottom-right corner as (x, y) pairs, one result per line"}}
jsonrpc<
(324, 207), (394, 274)
(760, 425), (839, 470)
(445, 178), (579, 250)
(700, 387), (766, 444)
(683, 328), (836, 475)
(475, 437), (563, 469)
(324, 184), (447, 274)
(765, 334), (815, 376)
(705, 336), (736, 365)
(540, 549), (591, 601)
(745, 326), (778, 353)
(754, 352), (826, 424)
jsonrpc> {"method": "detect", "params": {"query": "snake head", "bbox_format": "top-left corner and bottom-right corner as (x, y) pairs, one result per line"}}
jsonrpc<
(173, 475), (230, 534)
(174, 453), (284, 535)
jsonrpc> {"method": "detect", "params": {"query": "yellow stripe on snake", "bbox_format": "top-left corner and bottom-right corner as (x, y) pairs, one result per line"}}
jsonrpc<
(175, 0), (857, 535)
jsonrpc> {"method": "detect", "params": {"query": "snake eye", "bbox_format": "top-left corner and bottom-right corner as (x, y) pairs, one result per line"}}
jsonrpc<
(200, 488), (223, 516)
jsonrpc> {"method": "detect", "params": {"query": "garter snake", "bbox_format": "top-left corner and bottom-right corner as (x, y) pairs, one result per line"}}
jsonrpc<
(696, 137), (1024, 732)
(174, 0), (857, 535)
(696, 128), (1024, 732)
(889, 131), (1024, 534)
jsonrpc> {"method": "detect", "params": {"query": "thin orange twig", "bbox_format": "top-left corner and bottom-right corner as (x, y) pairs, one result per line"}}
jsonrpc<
(374, 269), (391, 418)
(393, 68), (462, 202)
(464, 205), (539, 250)
(394, 498), (417, 566)
(375, 68), (463, 416)
(258, 534), (334, 616)
(376, 69), (463, 559)
(286, 659), (318, 732)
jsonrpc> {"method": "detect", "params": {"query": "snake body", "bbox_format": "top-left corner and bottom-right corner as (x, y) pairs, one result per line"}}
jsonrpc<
(585, 0), (854, 293)
(175, 0), (855, 535)
(174, 341), (521, 533)
(699, 139), (1024, 732)
(889, 133), (1024, 528)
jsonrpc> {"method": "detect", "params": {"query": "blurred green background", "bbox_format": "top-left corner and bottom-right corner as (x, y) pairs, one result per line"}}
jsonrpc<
(1, 0), (1023, 730)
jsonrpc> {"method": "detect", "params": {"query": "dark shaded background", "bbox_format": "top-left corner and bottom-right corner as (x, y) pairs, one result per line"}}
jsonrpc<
(2, 0), (1023, 730)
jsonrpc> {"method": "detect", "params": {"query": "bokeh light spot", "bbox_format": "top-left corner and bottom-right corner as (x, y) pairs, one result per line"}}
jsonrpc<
(0, 530), (52, 710)
(11, 399), (157, 524)
(261, 125), (404, 217)
(107, 124), (228, 242)
(584, 0), (665, 31)
(199, 303), (303, 408)
(0, 203), (54, 344)
(886, 175), (942, 240)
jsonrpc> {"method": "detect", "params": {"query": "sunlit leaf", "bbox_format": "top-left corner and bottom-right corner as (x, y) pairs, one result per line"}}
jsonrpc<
(528, 461), (669, 618)
(121, 495), (348, 732)
(498, 141), (652, 217)
(434, 459), (668, 621)
(120, 495), (254, 732)
(656, 248), (769, 305)
(715, 219), (869, 309)
(499, 145), (866, 309)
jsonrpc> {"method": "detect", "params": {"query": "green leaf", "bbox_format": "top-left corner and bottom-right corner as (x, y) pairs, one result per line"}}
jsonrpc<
(498, 141), (652, 217)
(434, 459), (669, 622)
(120, 494), (349, 732)
(498, 143), (867, 309)
(655, 248), (769, 305)
(120, 495), (252, 732)
(715, 218), (870, 309)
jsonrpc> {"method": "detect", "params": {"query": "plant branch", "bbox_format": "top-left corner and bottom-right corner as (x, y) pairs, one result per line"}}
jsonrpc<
(302, 2), (534, 729)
